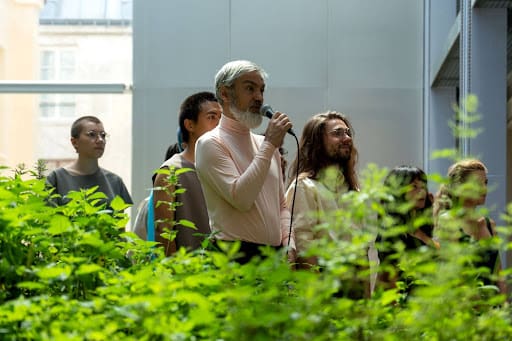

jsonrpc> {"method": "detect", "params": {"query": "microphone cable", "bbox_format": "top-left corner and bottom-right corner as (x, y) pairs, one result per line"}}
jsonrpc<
(260, 104), (299, 258)
(286, 134), (300, 257)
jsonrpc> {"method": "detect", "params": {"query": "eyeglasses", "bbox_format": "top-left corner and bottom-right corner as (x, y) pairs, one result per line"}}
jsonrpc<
(84, 130), (108, 141)
(328, 127), (352, 138)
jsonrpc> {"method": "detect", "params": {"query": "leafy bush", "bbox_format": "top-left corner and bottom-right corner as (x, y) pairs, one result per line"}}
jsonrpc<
(0, 157), (511, 339)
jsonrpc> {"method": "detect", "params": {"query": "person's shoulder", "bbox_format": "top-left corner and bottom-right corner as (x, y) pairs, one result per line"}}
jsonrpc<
(46, 167), (67, 180)
(289, 175), (317, 191)
(198, 127), (219, 142)
(46, 168), (58, 178)
(99, 168), (123, 181)
(160, 153), (183, 169)
(49, 167), (67, 175)
(478, 216), (496, 227)
(196, 128), (225, 153)
(46, 167), (60, 185)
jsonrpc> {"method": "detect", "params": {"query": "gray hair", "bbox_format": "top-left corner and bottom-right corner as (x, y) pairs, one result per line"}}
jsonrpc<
(214, 60), (268, 105)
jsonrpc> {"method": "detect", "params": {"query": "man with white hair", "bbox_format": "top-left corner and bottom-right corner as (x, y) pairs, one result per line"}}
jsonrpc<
(195, 60), (295, 264)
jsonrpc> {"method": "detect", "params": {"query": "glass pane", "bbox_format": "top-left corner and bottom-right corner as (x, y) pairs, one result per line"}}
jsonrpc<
(40, 103), (56, 119)
(39, 0), (60, 18)
(59, 104), (76, 118)
(59, 95), (76, 118)
(35, 1), (132, 82)
(82, 0), (105, 18)
(59, 0), (81, 18)
(60, 51), (75, 67)
(41, 51), (55, 80)
(41, 51), (54, 67)
(40, 68), (54, 80)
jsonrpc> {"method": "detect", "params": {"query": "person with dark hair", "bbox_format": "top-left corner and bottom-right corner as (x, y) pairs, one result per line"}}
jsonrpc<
(434, 159), (506, 294)
(153, 91), (221, 255)
(285, 111), (359, 269)
(195, 60), (295, 264)
(165, 142), (182, 161)
(377, 165), (437, 292)
(46, 115), (132, 207)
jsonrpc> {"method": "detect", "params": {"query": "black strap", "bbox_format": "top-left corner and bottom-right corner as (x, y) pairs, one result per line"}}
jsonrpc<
(485, 217), (494, 236)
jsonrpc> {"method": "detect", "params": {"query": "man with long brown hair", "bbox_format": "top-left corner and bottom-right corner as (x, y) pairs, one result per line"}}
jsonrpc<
(286, 111), (359, 268)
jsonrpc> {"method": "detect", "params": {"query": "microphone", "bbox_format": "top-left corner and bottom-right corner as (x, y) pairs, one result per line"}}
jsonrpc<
(260, 104), (296, 136)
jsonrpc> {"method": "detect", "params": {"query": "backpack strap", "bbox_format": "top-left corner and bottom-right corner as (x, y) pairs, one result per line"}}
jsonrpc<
(485, 217), (494, 237)
(147, 188), (155, 242)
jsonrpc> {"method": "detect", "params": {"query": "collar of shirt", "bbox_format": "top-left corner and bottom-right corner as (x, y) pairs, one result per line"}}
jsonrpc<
(318, 165), (348, 194)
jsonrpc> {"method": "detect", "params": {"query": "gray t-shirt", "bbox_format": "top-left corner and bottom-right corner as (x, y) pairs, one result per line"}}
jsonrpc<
(46, 167), (133, 207)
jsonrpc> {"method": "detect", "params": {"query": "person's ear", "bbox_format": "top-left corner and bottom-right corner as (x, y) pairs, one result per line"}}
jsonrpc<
(184, 118), (194, 133)
(71, 137), (79, 153)
(220, 85), (231, 104)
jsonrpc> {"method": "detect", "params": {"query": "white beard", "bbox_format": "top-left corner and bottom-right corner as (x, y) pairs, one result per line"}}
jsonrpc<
(230, 104), (263, 130)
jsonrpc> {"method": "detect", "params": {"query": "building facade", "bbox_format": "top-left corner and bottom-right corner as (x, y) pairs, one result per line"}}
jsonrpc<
(0, 0), (43, 169)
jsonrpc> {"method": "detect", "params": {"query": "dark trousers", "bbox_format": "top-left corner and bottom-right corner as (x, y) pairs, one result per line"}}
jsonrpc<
(211, 239), (281, 264)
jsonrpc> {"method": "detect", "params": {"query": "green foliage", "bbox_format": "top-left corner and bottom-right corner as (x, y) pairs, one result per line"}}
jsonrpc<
(0, 154), (511, 339)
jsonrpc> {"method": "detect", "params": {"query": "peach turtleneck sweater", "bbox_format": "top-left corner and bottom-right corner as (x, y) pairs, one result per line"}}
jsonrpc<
(195, 115), (292, 247)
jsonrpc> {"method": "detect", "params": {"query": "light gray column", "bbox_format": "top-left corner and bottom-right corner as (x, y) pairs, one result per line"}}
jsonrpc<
(469, 8), (507, 225)
(468, 8), (508, 269)
(426, 0), (457, 186)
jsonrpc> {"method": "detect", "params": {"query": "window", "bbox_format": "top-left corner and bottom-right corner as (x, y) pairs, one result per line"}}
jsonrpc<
(39, 50), (76, 119)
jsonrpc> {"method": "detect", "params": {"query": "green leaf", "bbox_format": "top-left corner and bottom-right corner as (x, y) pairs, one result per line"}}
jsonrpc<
(177, 219), (197, 229)
(75, 264), (103, 275)
(380, 289), (400, 306)
(175, 167), (194, 176)
(17, 281), (46, 290)
(89, 191), (108, 200)
(36, 265), (72, 280)
(47, 215), (72, 235)
(431, 148), (458, 160)
(110, 196), (130, 211)
(465, 94), (479, 112)
(85, 186), (100, 196)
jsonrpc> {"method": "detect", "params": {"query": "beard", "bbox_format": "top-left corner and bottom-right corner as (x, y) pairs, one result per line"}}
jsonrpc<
(230, 104), (263, 129)
(326, 145), (351, 164)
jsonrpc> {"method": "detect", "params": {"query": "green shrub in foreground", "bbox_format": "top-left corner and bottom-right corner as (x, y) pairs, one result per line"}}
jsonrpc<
(0, 165), (511, 340)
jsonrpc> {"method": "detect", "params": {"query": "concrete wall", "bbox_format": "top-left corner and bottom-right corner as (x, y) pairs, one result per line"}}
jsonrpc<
(132, 0), (425, 204)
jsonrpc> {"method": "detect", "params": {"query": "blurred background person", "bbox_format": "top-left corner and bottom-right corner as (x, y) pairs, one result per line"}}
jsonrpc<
(434, 159), (506, 295)
(377, 165), (437, 296)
